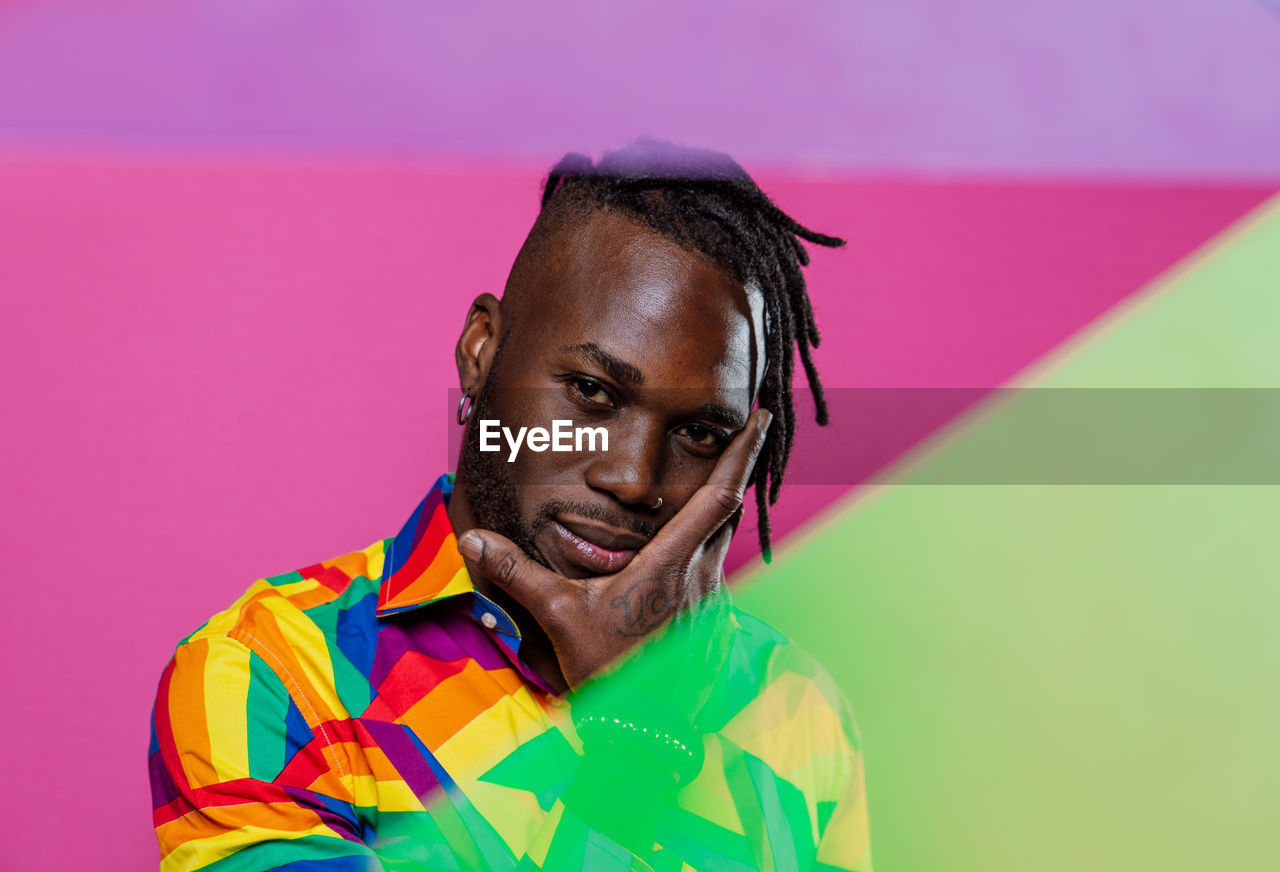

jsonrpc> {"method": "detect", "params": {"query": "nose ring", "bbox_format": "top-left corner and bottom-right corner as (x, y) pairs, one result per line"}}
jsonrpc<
(651, 497), (663, 510)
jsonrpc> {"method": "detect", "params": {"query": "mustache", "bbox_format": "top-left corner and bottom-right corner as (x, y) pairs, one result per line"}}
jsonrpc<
(531, 498), (661, 540)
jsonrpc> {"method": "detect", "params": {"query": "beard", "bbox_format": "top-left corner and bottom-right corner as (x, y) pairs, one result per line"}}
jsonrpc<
(458, 363), (550, 568)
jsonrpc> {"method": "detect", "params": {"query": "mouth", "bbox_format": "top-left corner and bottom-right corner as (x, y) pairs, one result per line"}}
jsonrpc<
(548, 517), (648, 576)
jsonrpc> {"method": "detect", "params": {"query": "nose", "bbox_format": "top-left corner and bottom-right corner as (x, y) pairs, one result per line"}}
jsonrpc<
(583, 417), (666, 511)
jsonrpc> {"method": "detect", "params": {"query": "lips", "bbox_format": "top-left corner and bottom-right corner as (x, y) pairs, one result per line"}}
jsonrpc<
(549, 518), (648, 575)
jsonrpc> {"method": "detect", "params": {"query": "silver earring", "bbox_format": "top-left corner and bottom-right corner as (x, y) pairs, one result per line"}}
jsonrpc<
(457, 392), (473, 425)
(651, 497), (663, 510)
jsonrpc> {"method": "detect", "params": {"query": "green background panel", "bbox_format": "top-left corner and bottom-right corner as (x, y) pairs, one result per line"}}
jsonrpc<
(738, 197), (1280, 871)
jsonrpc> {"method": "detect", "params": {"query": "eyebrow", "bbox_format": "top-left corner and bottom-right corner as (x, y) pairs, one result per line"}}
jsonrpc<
(693, 402), (748, 433)
(564, 343), (645, 387)
(563, 343), (747, 431)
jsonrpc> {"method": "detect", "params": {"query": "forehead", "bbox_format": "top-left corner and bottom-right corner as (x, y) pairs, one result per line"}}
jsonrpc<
(507, 211), (763, 392)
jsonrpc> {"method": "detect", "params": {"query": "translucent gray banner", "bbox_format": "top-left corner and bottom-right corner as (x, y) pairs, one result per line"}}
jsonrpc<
(445, 388), (1280, 485)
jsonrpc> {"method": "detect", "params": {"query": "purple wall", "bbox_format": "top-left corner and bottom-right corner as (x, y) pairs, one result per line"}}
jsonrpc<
(2, 0), (1279, 177)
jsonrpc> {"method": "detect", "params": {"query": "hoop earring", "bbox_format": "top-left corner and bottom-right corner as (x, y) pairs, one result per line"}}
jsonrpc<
(457, 392), (474, 426)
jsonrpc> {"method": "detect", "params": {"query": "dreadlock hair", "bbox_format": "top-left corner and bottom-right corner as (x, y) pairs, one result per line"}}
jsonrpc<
(528, 140), (844, 563)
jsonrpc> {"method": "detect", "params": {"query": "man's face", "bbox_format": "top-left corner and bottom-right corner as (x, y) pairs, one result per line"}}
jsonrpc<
(459, 210), (764, 580)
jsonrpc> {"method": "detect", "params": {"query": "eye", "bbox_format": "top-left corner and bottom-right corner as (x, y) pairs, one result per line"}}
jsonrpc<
(568, 376), (615, 408)
(676, 423), (729, 453)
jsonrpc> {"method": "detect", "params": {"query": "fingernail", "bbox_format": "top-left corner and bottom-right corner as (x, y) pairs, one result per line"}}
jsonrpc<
(457, 530), (483, 562)
(757, 410), (773, 435)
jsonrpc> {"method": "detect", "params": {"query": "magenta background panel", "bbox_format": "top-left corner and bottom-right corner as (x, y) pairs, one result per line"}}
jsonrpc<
(0, 154), (1270, 868)
(2, 1), (1280, 177)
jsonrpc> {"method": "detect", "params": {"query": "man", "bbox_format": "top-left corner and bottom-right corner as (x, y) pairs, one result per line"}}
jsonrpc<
(150, 142), (871, 871)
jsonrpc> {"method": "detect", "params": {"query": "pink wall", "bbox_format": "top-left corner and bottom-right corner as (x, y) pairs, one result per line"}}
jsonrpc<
(0, 152), (1269, 868)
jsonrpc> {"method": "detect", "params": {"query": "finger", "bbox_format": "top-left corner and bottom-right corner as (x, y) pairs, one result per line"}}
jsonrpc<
(704, 502), (745, 564)
(650, 408), (771, 556)
(456, 529), (565, 618)
(688, 502), (743, 598)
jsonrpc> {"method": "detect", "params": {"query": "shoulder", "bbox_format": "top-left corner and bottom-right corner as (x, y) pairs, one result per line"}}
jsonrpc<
(160, 538), (391, 713)
(710, 606), (866, 815)
(718, 606), (864, 763)
(177, 537), (390, 650)
(725, 606), (858, 728)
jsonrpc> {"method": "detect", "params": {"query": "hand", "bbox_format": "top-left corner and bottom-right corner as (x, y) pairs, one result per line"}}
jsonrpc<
(457, 408), (772, 690)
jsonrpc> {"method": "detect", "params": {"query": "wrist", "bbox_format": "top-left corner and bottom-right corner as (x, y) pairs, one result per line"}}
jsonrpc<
(574, 711), (704, 786)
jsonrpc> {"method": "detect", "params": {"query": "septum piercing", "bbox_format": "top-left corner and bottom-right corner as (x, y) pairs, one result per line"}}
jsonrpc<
(651, 497), (663, 510)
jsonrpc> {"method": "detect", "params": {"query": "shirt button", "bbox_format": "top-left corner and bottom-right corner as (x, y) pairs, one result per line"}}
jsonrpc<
(480, 612), (498, 629)
(547, 695), (566, 708)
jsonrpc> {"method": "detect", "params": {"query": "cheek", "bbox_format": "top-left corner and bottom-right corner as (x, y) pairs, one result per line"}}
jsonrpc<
(502, 402), (597, 488)
(506, 391), (615, 485)
(508, 443), (585, 488)
(658, 450), (721, 498)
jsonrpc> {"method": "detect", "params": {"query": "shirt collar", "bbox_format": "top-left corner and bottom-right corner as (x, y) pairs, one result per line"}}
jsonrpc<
(376, 473), (476, 617)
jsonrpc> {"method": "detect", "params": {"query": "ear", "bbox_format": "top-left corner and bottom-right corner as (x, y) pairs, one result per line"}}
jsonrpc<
(456, 293), (504, 395)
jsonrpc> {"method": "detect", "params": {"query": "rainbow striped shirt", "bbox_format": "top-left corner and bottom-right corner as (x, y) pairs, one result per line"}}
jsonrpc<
(149, 475), (871, 871)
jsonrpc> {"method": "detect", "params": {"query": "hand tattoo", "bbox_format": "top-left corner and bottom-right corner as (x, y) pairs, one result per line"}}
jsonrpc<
(609, 576), (677, 637)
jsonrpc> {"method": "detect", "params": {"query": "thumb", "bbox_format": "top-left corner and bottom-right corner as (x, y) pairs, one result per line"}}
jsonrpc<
(457, 529), (562, 617)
